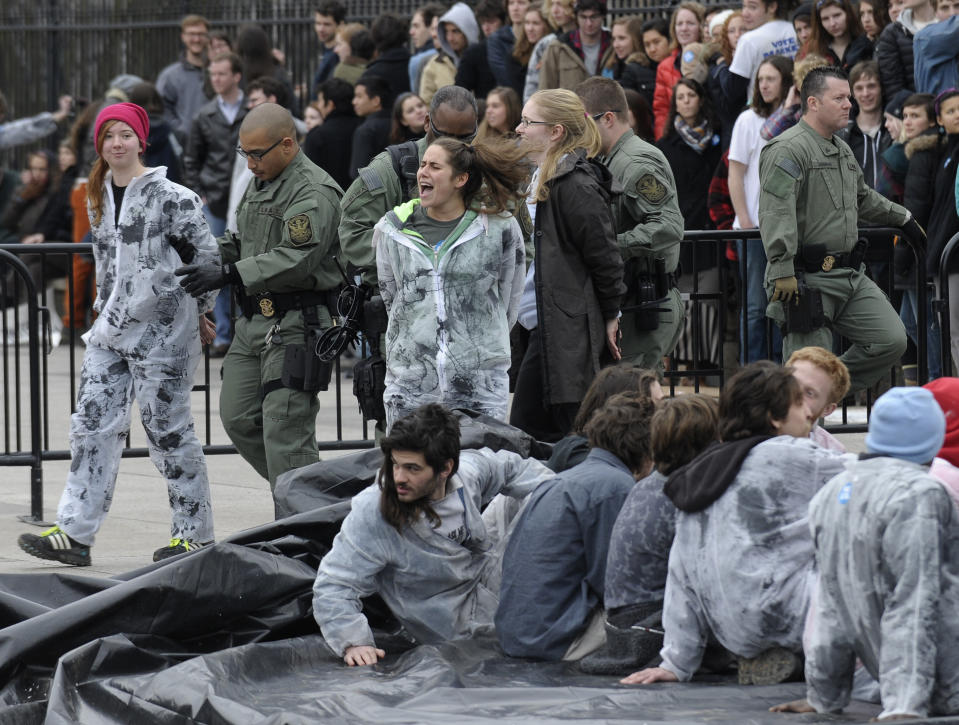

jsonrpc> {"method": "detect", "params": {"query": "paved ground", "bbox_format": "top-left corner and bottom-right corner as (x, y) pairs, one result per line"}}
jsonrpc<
(0, 339), (868, 578)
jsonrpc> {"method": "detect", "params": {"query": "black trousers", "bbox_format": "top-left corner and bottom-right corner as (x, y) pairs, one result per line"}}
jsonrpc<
(509, 326), (579, 443)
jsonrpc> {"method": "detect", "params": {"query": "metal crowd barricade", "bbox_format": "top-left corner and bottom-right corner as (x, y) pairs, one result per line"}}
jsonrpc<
(0, 242), (377, 523)
(0, 227), (934, 517)
(936, 231), (959, 376)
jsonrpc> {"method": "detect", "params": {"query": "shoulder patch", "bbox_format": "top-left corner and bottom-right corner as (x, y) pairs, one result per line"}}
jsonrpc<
(288, 214), (313, 245)
(358, 166), (384, 191)
(775, 157), (802, 179)
(636, 173), (668, 204)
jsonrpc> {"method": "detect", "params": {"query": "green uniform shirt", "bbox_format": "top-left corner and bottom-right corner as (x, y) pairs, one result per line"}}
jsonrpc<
(339, 137), (429, 286)
(219, 150), (343, 294)
(601, 129), (684, 273)
(759, 119), (908, 281)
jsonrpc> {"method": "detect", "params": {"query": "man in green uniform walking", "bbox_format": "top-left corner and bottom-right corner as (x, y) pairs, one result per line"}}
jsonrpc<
(177, 103), (343, 494)
(576, 77), (685, 371)
(759, 67), (925, 392)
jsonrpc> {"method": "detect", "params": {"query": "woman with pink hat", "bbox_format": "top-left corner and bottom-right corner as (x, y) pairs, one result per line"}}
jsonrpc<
(17, 102), (220, 566)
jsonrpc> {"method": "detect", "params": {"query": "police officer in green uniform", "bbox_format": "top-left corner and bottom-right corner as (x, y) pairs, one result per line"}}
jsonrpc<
(759, 67), (925, 392)
(339, 85), (479, 287)
(576, 77), (685, 371)
(177, 103), (343, 491)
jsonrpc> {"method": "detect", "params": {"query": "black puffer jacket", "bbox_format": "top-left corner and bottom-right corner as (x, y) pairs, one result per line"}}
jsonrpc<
(533, 150), (626, 405)
(822, 33), (874, 72)
(183, 99), (247, 219)
(602, 50), (656, 108)
(875, 20), (916, 100)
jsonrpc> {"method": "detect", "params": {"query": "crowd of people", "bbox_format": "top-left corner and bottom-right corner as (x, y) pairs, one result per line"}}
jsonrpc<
(4, 1), (959, 718)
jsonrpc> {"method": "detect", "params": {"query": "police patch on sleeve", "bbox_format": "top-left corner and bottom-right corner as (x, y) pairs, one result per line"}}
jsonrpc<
(288, 214), (313, 245)
(637, 174), (668, 204)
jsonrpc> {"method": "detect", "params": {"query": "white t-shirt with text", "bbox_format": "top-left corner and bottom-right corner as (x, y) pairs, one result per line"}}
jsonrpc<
(730, 19), (799, 82)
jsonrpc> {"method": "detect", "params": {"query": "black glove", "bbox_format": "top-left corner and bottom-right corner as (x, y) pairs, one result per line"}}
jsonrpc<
(167, 233), (196, 264)
(902, 217), (927, 251)
(175, 262), (236, 297)
(893, 242), (915, 279)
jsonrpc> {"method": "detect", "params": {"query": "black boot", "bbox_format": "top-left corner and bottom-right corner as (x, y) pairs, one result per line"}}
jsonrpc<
(577, 611), (664, 676)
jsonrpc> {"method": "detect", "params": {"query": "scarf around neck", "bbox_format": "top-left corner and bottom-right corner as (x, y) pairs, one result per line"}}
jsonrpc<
(674, 115), (714, 153)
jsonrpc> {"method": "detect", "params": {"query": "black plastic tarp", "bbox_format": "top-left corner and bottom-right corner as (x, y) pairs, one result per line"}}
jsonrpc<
(1, 413), (955, 724)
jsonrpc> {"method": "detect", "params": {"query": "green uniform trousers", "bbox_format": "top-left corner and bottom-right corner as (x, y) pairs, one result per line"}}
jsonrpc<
(768, 268), (906, 393)
(220, 306), (332, 488)
(619, 287), (685, 371)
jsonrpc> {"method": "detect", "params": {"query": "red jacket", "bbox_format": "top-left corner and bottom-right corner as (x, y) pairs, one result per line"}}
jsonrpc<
(653, 49), (681, 140)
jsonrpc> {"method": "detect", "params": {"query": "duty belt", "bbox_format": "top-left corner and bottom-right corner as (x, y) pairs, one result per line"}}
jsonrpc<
(800, 239), (868, 274)
(239, 290), (330, 319)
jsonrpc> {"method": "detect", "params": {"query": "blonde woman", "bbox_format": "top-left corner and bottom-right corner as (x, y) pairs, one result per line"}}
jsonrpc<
(523, 0), (576, 101)
(509, 89), (625, 442)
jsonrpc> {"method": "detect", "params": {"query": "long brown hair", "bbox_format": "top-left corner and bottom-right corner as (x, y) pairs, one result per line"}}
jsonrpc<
(808, 0), (865, 59)
(430, 135), (530, 214)
(513, 6), (550, 65)
(87, 120), (117, 227)
(476, 86), (522, 141)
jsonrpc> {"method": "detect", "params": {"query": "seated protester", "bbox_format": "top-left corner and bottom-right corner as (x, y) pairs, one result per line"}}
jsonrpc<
(925, 376), (959, 507)
(495, 391), (658, 661)
(312, 403), (553, 666)
(621, 361), (849, 687)
(773, 387), (959, 720)
(547, 366), (663, 472)
(455, 0), (505, 100)
(303, 78), (363, 191)
(785, 346), (851, 452)
(579, 393), (720, 675)
(349, 76), (393, 179)
(420, 3), (480, 105)
(332, 25), (375, 87)
(364, 12), (413, 105)
(837, 61), (889, 191)
(805, 0), (874, 72)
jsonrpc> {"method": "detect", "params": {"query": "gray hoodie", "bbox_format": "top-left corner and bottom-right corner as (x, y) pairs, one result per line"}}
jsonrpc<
(437, 2), (480, 66)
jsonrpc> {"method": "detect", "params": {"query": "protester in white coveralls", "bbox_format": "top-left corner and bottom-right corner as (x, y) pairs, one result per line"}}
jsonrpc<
(18, 102), (219, 567)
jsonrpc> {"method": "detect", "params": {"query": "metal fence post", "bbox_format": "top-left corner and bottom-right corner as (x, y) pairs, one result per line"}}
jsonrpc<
(0, 250), (46, 522)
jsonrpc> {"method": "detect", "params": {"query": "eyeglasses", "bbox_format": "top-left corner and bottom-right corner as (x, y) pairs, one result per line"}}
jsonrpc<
(428, 114), (477, 141)
(518, 116), (552, 128)
(590, 110), (623, 120)
(236, 138), (283, 162)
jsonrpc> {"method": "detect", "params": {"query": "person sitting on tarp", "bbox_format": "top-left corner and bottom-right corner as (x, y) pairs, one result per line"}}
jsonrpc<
(772, 387), (959, 720)
(494, 391), (657, 661)
(621, 361), (849, 687)
(578, 393), (719, 675)
(785, 346), (850, 453)
(312, 403), (553, 666)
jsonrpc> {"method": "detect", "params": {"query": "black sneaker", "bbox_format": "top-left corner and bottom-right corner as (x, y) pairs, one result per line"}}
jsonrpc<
(153, 538), (210, 562)
(18, 525), (91, 566)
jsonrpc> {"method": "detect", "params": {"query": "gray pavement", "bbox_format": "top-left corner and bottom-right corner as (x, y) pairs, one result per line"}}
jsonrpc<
(0, 340), (868, 578)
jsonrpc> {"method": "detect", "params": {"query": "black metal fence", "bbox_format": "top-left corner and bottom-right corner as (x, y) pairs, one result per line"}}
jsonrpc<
(0, 0), (693, 168)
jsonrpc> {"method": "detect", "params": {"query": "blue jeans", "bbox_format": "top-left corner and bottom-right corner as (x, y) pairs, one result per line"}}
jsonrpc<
(739, 238), (781, 363)
(900, 286), (941, 380)
(201, 207), (232, 346)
